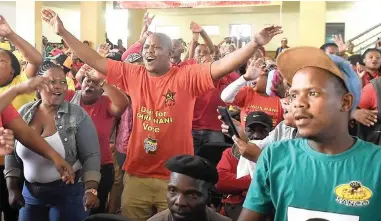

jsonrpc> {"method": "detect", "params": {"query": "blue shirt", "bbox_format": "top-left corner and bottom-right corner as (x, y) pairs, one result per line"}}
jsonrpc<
(244, 138), (381, 221)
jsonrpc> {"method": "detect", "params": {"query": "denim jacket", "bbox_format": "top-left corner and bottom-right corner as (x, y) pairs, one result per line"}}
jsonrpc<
(4, 100), (101, 183)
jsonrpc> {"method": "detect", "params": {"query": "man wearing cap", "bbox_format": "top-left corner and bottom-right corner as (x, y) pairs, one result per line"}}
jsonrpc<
(216, 111), (272, 220)
(238, 47), (381, 221)
(148, 155), (232, 221)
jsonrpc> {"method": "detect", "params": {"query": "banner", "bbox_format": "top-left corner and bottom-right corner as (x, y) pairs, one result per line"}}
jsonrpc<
(113, 1), (273, 9)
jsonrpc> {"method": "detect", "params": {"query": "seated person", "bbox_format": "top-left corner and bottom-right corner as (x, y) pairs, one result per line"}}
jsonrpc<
(216, 112), (272, 220)
(148, 155), (232, 221)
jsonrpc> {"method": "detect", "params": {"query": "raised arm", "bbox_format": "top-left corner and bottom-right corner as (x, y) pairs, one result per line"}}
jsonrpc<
(42, 9), (107, 75)
(0, 16), (43, 78)
(211, 25), (282, 80)
(190, 21), (215, 54)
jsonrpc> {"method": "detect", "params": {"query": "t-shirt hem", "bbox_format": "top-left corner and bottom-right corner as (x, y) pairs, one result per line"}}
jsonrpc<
(124, 169), (170, 180)
(242, 204), (270, 214)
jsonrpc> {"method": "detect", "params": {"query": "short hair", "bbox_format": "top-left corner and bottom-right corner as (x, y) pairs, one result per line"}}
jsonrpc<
(328, 71), (348, 96)
(348, 54), (364, 66)
(106, 52), (122, 61)
(149, 33), (172, 51)
(320, 43), (338, 51)
(362, 48), (381, 60)
(0, 49), (21, 78)
(37, 60), (65, 76)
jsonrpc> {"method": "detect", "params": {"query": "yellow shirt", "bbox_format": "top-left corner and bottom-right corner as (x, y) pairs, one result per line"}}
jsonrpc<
(0, 72), (35, 110)
(66, 76), (75, 91)
(0, 42), (11, 51)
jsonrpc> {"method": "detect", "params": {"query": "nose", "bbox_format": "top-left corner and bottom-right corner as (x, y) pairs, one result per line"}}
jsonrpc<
(292, 93), (309, 109)
(146, 45), (155, 54)
(174, 194), (187, 207)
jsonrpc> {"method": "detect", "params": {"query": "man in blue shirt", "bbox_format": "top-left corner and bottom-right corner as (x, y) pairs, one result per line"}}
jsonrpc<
(239, 47), (381, 221)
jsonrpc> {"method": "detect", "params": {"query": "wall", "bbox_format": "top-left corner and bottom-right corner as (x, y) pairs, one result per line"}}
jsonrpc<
(41, 4), (81, 43)
(0, 1), (16, 30)
(106, 2), (129, 47)
(147, 2), (298, 51)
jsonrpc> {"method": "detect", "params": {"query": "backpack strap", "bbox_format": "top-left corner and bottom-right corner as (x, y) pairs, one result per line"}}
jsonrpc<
(370, 78), (381, 118)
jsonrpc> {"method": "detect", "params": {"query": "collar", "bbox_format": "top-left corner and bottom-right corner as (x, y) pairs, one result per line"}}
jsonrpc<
(28, 100), (69, 115)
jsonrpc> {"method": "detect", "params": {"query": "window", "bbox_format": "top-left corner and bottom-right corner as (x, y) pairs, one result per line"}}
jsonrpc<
(202, 25), (220, 36)
(155, 25), (181, 39)
(230, 24), (252, 38)
(325, 23), (345, 43)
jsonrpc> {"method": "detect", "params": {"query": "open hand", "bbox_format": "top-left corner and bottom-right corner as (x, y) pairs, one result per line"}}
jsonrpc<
(243, 58), (266, 81)
(41, 9), (65, 35)
(333, 34), (347, 54)
(0, 15), (13, 37)
(190, 21), (203, 33)
(356, 62), (366, 79)
(16, 76), (50, 94)
(143, 12), (155, 27)
(0, 128), (14, 156)
(352, 108), (378, 127)
(254, 25), (283, 46)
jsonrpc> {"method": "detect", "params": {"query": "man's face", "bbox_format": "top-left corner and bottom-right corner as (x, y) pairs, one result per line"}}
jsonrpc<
(245, 123), (269, 140)
(171, 39), (183, 59)
(347, 43), (354, 53)
(42, 37), (48, 46)
(167, 173), (209, 221)
(212, 48), (221, 61)
(289, 67), (347, 138)
(363, 50), (381, 71)
(142, 35), (171, 73)
(281, 40), (288, 47)
(195, 44), (212, 64)
(325, 46), (338, 55)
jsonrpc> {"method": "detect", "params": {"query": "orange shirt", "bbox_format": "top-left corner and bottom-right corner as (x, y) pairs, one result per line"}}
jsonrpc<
(233, 86), (283, 128)
(107, 60), (214, 179)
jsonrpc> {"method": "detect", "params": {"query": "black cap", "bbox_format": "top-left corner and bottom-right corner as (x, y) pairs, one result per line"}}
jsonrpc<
(245, 111), (273, 130)
(165, 155), (219, 184)
(106, 52), (122, 61)
(320, 42), (338, 51)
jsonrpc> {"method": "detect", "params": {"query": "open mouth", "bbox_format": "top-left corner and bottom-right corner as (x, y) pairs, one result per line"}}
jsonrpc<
(145, 56), (156, 63)
(52, 92), (62, 96)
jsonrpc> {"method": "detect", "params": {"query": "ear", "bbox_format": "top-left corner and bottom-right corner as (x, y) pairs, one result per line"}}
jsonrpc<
(341, 93), (353, 112)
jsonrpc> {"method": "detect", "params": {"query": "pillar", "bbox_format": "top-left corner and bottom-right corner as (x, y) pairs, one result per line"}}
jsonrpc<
(15, 1), (43, 52)
(127, 9), (146, 47)
(80, 1), (106, 49)
(299, 1), (326, 47)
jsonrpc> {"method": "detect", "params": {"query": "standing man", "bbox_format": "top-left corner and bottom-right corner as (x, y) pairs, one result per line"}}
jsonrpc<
(274, 37), (289, 59)
(42, 9), (282, 221)
(238, 47), (381, 221)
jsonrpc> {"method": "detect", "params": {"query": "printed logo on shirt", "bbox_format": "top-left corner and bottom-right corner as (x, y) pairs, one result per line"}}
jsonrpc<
(334, 181), (372, 207)
(288, 207), (359, 221)
(144, 136), (158, 154)
(163, 89), (176, 106)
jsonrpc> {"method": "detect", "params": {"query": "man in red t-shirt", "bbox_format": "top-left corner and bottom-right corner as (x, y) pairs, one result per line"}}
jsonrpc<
(42, 9), (282, 220)
(359, 48), (381, 87)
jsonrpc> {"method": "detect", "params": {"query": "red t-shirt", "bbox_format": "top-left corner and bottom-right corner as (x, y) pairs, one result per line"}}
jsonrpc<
(65, 91), (115, 165)
(232, 86), (283, 128)
(0, 104), (20, 165)
(362, 72), (381, 87)
(193, 72), (240, 131)
(107, 60), (214, 179)
(170, 59), (197, 68)
(359, 82), (377, 110)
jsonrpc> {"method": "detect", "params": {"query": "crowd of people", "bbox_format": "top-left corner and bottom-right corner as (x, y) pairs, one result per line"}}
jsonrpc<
(0, 6), (380, 221)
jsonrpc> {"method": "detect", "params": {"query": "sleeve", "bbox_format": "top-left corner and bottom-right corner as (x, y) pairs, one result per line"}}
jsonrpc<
(358, 82), (377, 109)
(177, 62), (215, 97)
(4, 152), (23, 178)
(2, 105), (20, 126)
(220, 76), (248, 106)
(243, 146), (272, 214)
(216, 149), (251, 193)
(76, 111), (101, 183)
(121, 41), (143, 61)
(106, 59), (144, 94)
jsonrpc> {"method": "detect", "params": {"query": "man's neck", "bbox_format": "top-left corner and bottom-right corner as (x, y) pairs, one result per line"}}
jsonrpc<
(366, 67), (379, 73)
(170, 57), (181, 64)
(148, 67), (171, 77)
(171, 211), (208, 221)
(308, 132), (354, 155)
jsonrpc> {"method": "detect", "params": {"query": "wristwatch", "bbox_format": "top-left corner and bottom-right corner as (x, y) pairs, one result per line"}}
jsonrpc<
(85, 188), (98, 196)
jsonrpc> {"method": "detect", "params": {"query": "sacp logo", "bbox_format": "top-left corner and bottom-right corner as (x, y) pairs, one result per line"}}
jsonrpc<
(335, 181), (372, 207)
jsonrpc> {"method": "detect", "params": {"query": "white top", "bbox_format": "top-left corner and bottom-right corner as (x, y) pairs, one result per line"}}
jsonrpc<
(16, 132), (81, 183)
(220, 76), (254, 103)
